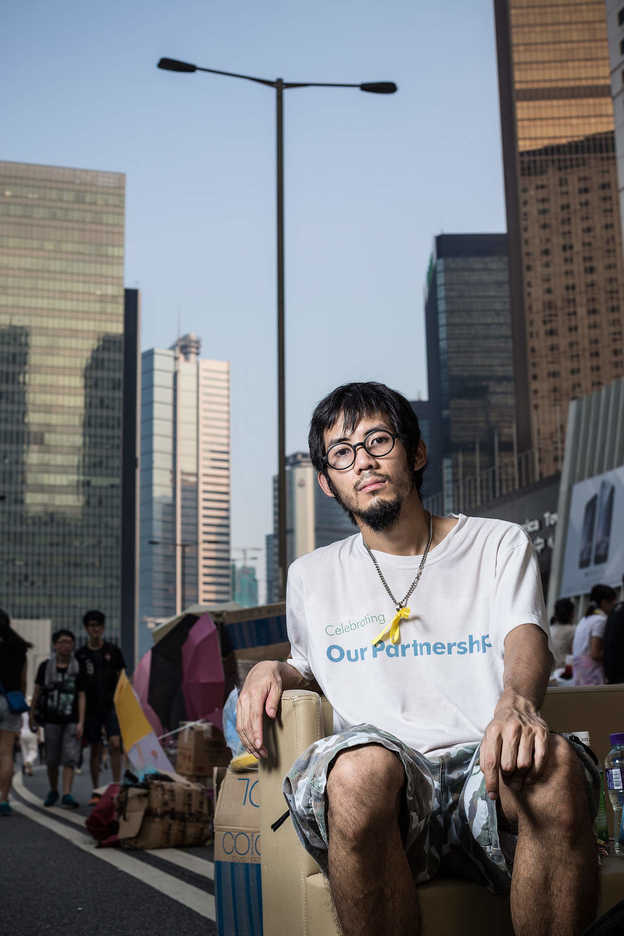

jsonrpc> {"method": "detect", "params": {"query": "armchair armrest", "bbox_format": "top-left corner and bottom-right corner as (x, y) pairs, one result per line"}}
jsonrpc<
(260, 689), (328, 934)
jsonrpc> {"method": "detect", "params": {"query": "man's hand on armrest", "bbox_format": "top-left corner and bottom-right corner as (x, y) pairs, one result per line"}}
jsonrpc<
(236, 660), (313, 759)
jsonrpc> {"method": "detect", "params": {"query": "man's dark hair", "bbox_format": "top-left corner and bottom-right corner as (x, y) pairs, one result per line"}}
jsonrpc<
(52, 629), (75, 644)
(589, 584), (616, 607)
(308, 382), (424, 491)
(553, 598), (575, 625)
(83, 609), (105, 628)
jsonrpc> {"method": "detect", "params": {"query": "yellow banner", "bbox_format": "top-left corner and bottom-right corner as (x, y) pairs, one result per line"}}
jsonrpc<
(113, 670), (154, 752)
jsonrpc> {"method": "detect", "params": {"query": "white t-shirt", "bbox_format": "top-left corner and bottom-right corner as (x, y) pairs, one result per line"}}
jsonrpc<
(572, 610), (607, 658)
(550, 624), (575, 670)
(287, 514), (549, 757)
(572, 610), (607, 685)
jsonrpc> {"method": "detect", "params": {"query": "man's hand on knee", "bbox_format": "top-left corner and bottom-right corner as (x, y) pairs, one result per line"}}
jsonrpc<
(480, 688), (549, 800)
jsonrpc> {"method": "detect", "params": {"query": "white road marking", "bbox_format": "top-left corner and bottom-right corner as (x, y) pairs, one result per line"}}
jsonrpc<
(156, 849), (215, 879)
(11, 799), (216, 920)
(12, 774), (215, 879)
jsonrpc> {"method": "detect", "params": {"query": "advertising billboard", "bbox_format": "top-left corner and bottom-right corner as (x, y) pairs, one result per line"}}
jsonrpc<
(560, 465), (624, 597)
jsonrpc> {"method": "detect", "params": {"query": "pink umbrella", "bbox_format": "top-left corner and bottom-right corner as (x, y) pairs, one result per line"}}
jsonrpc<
(181, 613), (225, 729)
(132, 650), (164, 737)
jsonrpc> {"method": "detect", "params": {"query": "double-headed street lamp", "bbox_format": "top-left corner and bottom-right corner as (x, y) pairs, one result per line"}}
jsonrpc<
(157, 57), (397, 598)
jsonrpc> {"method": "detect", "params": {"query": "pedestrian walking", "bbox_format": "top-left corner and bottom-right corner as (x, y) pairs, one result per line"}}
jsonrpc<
(30, 630), (86, 808)
(75, 610), (125, 805)
(0, 608), (32, 816)
(572, 584), (617, 685)
(549, 597), (575, 671)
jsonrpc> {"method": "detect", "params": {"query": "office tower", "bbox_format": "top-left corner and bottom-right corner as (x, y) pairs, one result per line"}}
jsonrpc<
(139, 334), (230, 636)
(494, 0), (624, 477)
(266, 452), (355, 602)
(232, 564), (259, 608)
(410, 399), (439, 502)
(606, 1), (624, 244)
(424, 234), (515, 510)
(0, 160), (136, 649)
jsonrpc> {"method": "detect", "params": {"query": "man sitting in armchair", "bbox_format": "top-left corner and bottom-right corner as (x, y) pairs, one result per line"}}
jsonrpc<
(237, 381), (599, 936)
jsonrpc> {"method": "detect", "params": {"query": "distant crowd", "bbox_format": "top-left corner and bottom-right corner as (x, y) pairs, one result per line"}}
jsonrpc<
(550, 583), (624, 686)
(0, 608), (125, 816)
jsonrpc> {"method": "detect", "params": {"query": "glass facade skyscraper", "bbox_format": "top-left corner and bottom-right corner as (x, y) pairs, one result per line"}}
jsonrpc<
(495, 0), (624, 476)
(0, 161), (132, 645)
(424, 234), (515, 510)
(139, 334), (230, 653)
(232, 564), (259, 608)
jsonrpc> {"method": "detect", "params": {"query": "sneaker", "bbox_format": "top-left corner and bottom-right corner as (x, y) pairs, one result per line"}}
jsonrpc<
(44, 790), (59, 807)
(61, 793), (79, 809)
(0, 801), (12, 816)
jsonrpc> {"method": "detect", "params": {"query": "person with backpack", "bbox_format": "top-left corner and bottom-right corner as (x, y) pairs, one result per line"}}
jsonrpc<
(0, 608), (32, 816)
(30, 630), (86, 809)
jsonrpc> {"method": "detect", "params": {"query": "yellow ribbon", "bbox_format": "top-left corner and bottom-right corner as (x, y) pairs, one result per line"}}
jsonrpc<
(372, 606), (410, 646)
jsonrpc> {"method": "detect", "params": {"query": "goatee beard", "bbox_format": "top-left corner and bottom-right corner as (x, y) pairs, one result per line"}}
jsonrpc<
(356, 496), (403, 531)
(328, 476), (404, 531)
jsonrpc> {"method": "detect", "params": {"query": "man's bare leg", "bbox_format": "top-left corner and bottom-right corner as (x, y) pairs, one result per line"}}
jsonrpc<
(62, 765), (74, 796)
(47, 764), (58, 793)
(499, 734), (599, 936)
(90, 742), (102, 788)
(326, 745), (420, 936)
(109, 735), (122, 783)
(0, 730), (16, 801)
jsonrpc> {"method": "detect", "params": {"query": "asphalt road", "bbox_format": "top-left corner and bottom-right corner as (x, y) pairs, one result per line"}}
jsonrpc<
(2, 756), (217, 936)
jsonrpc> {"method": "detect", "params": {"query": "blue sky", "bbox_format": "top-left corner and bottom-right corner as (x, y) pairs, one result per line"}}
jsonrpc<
(3, 0), (506, 596)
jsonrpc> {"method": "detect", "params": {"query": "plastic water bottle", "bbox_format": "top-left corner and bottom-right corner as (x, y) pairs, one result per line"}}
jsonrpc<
(595, 773), (609, 843)
(605, 732), (624, 856)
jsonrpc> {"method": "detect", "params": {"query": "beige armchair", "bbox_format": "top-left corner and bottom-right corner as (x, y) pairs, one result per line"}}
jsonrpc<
(260, 685), (624, 936)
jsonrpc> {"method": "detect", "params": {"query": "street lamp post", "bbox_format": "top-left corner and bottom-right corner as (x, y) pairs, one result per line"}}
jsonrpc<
(149, 539), (195, 615)
(157, 57), (397, 598)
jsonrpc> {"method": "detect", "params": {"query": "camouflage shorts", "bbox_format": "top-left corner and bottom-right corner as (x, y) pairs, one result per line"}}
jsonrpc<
(282, 724), (599, 895)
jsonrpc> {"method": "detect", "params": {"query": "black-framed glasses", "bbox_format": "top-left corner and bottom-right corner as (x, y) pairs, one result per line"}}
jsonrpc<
(324, 429), (398, 471)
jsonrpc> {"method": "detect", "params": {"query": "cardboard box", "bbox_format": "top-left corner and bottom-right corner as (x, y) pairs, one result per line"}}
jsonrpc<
(176, 722), (231, 776)
(117, 773), (213, 850)
(211, 603), (286, 656)
(223, 640), (291, 692)
(214, 768), (262, 935)
(213, 765), (227, 802)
